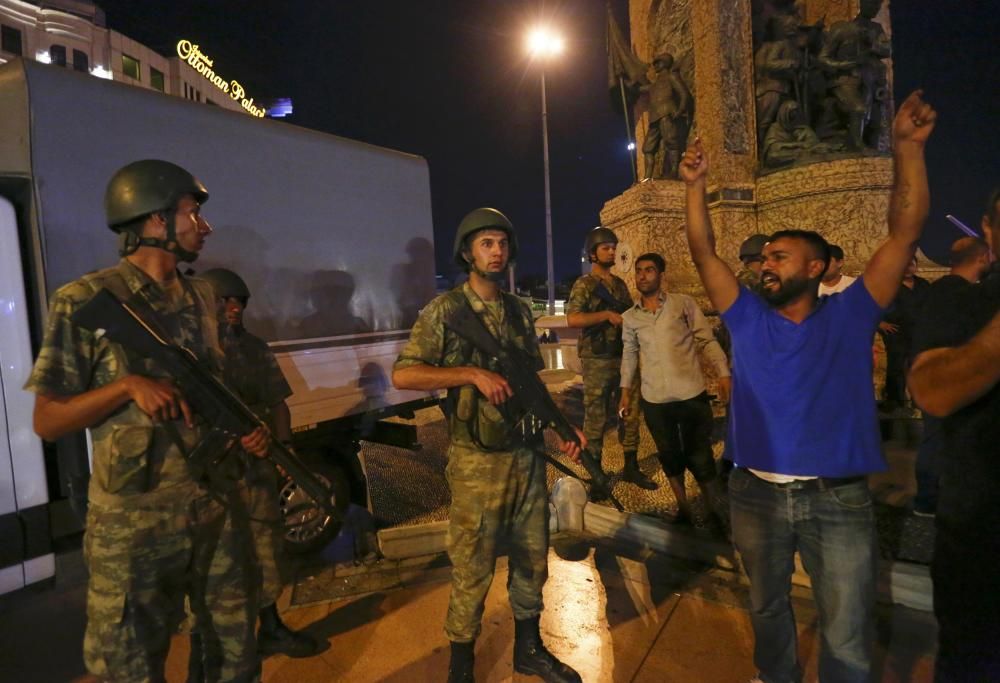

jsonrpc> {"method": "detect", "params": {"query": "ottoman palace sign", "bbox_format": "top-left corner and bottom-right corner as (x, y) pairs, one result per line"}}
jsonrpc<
(176, 39), (265, 117)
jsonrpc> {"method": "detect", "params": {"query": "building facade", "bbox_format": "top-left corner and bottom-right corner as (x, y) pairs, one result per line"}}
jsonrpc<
(0, 0), (265, 116)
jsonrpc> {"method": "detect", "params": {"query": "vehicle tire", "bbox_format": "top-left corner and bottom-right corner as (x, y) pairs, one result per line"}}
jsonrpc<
(278, 456), (351, 555)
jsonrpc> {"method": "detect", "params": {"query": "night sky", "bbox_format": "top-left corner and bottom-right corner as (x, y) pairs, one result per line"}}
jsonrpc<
(93, 1), (997, 281)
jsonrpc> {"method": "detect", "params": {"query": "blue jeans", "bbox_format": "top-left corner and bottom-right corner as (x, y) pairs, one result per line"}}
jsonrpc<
(729, 468), (876, 683)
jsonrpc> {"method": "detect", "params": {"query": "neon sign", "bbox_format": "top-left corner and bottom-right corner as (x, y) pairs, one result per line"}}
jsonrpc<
(176, 39), (265, 118)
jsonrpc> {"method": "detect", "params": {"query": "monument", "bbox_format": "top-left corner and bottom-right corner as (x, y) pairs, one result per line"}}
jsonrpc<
(601, 0), (896, 303)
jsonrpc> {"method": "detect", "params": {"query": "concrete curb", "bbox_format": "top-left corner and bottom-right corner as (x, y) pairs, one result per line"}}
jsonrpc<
(374, 477), (933, 613)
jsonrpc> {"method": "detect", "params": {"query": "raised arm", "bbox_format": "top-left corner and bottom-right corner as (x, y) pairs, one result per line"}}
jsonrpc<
(862, 90), (937, 307)
(909, 308), (1000, 417)
(681, 139), (740, 313)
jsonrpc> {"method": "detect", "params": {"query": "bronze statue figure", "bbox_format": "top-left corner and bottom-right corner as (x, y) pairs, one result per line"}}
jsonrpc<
(762, 100), (841, 168)
(817, 0), (891, 151)
(641, 53), (693, 181)
(754, 13), (802, 150)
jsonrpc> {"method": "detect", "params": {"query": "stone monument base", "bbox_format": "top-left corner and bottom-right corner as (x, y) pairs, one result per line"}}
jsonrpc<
(600, 156), (895, 304)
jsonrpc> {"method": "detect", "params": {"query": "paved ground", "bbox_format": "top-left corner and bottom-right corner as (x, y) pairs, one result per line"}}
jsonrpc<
(0, 374), (939, 682)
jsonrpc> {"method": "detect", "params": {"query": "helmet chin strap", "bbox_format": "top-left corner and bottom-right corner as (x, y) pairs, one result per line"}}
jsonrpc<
(116, 209), (199, 262)
(470, 264), (509, 283)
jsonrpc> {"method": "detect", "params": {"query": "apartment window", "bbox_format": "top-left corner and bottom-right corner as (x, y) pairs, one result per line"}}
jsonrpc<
(1, 25), (22, 56)
(122, 53), (140, 80)
(150, 66), (164, 92)
(50, 44), (67, 67)
(72, 49), (88, 73)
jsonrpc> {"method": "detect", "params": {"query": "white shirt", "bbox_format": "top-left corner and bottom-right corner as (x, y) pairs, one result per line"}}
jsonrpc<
(819, 274), (856, 297)
(620, 292), (730, 403)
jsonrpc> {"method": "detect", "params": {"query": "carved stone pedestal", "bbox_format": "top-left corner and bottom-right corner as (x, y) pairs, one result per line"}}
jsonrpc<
(600, 156), (894, 303)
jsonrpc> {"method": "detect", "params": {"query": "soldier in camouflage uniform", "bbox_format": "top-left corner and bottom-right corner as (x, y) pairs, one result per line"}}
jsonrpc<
(198, 268), (320, 666)
(566, 227), (657, 498)
(736, 233), (769, 291)
(26, 160), (269, 683)
(393, 208), (584, 683)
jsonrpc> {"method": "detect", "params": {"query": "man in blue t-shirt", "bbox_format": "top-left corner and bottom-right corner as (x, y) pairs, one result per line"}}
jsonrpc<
(680, 90), (937, 683)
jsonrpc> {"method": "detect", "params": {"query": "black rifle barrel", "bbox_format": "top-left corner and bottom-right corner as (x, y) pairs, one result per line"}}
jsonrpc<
(71, 288), (338, 516)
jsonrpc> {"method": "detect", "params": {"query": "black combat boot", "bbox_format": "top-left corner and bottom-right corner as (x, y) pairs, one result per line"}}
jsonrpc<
(187, 631), (204, 683)
(579, 449), (612, 502)
(513, 616), (582, 683)
(621, 450), (657, 490)
(257, 602), (320, 658)
(447, 640), (475, 683)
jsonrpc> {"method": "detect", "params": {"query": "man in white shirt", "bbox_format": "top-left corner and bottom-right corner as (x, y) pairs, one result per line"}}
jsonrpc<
(818, 244), (857, 296)
(618, 252), (732, 529)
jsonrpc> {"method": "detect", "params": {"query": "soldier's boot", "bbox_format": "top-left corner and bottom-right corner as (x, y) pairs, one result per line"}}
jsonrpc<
(257, 603), (320, 658)
(579, 449), (612, 502)
(513, 616), (582, 683)
(621, 450), (657, 490)
(702, 478), (731, 540)
(447, 640), (475, 683)
(186, 632), (204, 683)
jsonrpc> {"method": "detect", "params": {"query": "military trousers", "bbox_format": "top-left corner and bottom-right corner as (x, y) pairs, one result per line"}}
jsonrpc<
(580, 357), (640, 458)
(444, 443), (549, 643)
(83, 485), (259, 683)
(247, 459), (285, 607)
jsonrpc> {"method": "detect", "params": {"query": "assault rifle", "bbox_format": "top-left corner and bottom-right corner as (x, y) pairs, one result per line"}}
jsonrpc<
(581, 282), (631, 340)
(71, 288), (339, 520)
(444, 302), (624, 511)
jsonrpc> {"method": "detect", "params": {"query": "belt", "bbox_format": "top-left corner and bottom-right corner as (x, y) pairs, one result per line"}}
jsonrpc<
(744, 469), (865, 491)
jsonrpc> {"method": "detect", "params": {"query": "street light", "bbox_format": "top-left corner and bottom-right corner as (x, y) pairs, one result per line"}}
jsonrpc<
(526, 26), (563, 315)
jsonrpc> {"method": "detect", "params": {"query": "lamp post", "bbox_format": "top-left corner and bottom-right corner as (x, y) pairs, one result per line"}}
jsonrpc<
(527, 27), (563, 315)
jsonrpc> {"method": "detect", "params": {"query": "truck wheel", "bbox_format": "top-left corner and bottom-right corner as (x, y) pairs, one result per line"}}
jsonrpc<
(278, 458), (350, 555)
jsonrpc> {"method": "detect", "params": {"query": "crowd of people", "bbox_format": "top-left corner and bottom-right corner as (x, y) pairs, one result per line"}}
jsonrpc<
(26, 87), (997, 683)
(395, 89), (998, 683)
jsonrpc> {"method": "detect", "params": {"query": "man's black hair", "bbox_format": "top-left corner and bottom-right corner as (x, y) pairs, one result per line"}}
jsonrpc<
(768, 229), (832, 270)
(949, 236), (990, 266)
(828, 244), (845, 261)
(634, 252), (666, 273)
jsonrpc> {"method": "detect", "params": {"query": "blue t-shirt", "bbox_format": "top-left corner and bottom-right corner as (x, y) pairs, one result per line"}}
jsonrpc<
(722, 279), (886, 476)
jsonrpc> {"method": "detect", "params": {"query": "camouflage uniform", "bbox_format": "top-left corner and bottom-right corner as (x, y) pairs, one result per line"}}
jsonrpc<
(219, 326), (293, 609)
(566, 274), (640, 460)
(25, 260), (258, 683)
(394, 282), (549, 643)
(735, 266), (762, 291)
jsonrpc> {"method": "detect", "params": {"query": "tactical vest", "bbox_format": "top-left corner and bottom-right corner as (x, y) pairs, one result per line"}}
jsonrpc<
(441, 288), (545, 451)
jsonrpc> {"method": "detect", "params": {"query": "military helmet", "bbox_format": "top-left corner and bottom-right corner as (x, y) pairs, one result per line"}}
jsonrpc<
(585, 226), (618, 255)
(104, 159), (209, 232)
(739, 234), (770, 261)
(199, 268), (251, 300)
(452, 207), (518, 267)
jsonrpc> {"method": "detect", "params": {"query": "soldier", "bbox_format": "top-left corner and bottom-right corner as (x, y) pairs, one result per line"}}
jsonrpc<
(566, 227), (656, 496)
(641, 52), (693, 180)
(392, 208), (584, 683)
(26, 160), (269, 682)
(198, 268), (320, 664)
(737, 234), (770, 291)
